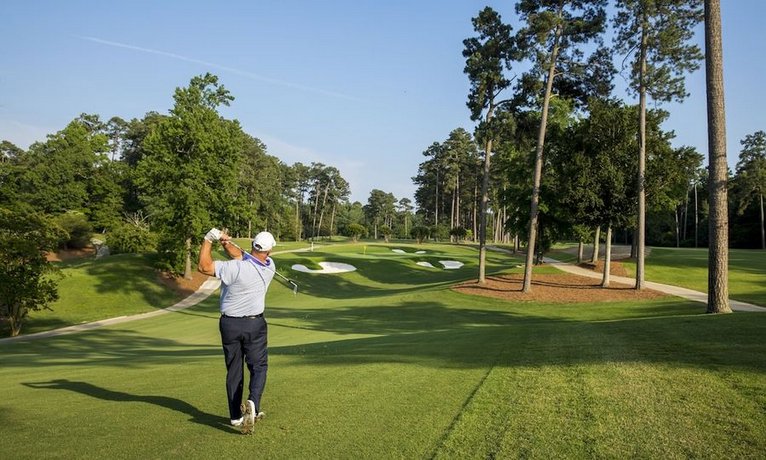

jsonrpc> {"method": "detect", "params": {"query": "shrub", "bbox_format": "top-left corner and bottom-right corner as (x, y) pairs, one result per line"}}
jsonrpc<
(53, 211), (93, 249)
(346, 223), (368, 242)
(450, 226), (468, 241)
(410, 225), (430, 244)
(107, 222), (157, 254)
(379, 225), (393, 242)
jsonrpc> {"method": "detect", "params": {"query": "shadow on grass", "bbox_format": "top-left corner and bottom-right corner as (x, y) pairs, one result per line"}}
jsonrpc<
(22, 379), (231, 432)
(281, 253), (520, 300)
(267, 299), (766, 374)
(1, 327), (219, 368)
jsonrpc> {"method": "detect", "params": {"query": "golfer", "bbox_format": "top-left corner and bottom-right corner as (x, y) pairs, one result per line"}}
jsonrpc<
(198, 228), (277, 434)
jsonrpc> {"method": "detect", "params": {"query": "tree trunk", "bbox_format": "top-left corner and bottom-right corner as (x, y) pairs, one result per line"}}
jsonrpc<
(478, 136), (493, 283)
(591, 226), (601, 264)
(295, 196), (302, 241)
(312, 184), (321, 238)
(760, 193), (765, 250)
(694, 183), (699, 248)
(329, 202), (336, 240)
(316, 184), (329, 237)
(523, 22), (562, 293)
(636, 20), (648, 290)
(184, 237), (193, 280)
(434, 170), (439, 227)
(705, 0), (731, 313)
(473, 185), (478, 242)
(675, 208), (680, 248)
(683, 188), (689, 241)
(9, 304), (21, 337)
(577, 240), (584, 264)
(601, 226), (612, 288)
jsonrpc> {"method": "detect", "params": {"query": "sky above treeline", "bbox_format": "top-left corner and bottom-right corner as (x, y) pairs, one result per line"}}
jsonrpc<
(1, 1), (764, 204)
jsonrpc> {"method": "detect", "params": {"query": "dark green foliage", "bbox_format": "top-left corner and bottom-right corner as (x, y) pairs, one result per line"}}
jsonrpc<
(107, 222), (157, 254)
(450, 226), (468, 240)
(411, 225), (431, 243)
(513, 0), (612, 109)
(613, 0), (703, 103)
(135, 73), (244, 276)
(0, 207), (64, 336)
(53, 211), (93, 249)
(11, 119), (110, 215)
(346, 223), (367, 242)
(463, 7), (515, 121)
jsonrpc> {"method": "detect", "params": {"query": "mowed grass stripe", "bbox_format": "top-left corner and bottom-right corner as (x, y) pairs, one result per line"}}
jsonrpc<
(431, 312), (766, 459)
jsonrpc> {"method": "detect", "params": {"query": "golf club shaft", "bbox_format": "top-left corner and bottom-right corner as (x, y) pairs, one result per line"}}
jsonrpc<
(224, 239), (298, 290)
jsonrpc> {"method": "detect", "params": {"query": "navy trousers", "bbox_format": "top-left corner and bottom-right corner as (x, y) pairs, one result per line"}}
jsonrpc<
(219, 315), (268, 420)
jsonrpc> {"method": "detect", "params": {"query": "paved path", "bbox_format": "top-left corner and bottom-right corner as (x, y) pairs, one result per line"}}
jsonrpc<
(542, 257), (766, 313)
(0, 245), (320, 343)
(0, 277), (223, 344)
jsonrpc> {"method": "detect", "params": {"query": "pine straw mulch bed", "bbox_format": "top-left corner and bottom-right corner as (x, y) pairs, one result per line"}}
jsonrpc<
(453, 261), (667, 304)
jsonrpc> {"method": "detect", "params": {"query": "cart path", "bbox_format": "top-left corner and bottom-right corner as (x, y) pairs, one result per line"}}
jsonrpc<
(542, 257), (766, 312)
(0, 246), (315, 343)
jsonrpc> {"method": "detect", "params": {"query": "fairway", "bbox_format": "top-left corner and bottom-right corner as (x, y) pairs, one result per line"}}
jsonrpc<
(1, 243), (765, 459)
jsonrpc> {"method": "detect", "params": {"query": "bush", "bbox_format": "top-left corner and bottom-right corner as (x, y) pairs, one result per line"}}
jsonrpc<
(379, 225), (393, 242)
(346, 223), (368, 242)
(450, 226), (468, 241)
(410, 225), (430, 244)
(107, 222), (157, 254)
(433, 224), (450, 241)
(53, 211), (93, 249)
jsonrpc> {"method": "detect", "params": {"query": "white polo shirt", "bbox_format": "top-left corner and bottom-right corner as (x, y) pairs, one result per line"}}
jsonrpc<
(214, 256), (275, 317)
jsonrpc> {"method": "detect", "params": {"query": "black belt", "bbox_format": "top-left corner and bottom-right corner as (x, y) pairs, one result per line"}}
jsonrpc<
(221, 313), (263, 319)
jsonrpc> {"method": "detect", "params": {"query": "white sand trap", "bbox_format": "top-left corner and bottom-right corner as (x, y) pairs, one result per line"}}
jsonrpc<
(416, 261), (436, 268)
(291, 262), (357, 273)
(439, 260), (464, 269)
(392, 248), (427, 254)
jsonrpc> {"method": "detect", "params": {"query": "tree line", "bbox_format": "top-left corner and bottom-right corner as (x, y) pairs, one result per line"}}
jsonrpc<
(0, 73), (423, 335)
(411, 1), (762, 312)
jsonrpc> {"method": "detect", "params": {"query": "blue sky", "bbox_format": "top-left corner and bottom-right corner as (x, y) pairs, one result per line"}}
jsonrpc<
(1, 1), (764, 204)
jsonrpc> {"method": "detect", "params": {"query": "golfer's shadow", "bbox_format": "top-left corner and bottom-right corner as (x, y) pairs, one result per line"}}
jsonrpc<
(24, 379), (232, 433)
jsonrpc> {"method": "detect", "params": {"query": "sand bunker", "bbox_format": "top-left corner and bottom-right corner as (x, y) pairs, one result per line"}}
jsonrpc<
(392, 249), (427, 254)
(291, 262), (357, 273)
(439, 260), (464, 269)
(416, 260), (464, 269)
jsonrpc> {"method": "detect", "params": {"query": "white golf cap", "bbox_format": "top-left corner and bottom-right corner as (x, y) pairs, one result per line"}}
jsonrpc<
(252, 231), (276, 252)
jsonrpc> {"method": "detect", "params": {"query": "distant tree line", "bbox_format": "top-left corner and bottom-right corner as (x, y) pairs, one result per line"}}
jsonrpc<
(0, 74), (431, 273)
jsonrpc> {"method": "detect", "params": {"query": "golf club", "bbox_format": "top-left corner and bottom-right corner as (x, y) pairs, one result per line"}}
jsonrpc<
(223, 239), (299, 295)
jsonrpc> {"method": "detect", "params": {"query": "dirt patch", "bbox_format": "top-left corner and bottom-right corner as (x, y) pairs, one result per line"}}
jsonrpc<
(45, 246), (96, 262)
(453, 272), (667, 304)
(156, 270), (210, 298)
(577, 260), (630, 277)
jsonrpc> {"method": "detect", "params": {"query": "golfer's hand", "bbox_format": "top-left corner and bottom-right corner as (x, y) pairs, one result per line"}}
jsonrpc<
(204, 228), (222, 243)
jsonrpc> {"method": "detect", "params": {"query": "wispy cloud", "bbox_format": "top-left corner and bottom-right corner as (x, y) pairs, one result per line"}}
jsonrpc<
(75, 35), (364, 102)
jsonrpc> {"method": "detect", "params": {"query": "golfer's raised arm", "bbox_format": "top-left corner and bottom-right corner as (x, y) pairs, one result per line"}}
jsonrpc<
(198, 228), (222, 276)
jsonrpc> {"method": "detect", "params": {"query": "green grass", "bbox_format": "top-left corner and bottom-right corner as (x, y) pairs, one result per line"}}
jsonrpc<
(1, 243), (764, 458)
(14, 254), (182, 336)
(617, 247), (766, 307)
(547, 245), (766, 307)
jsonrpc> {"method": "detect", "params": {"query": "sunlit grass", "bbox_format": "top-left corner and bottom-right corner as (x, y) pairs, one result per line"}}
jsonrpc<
(1, 243), (764, 458)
